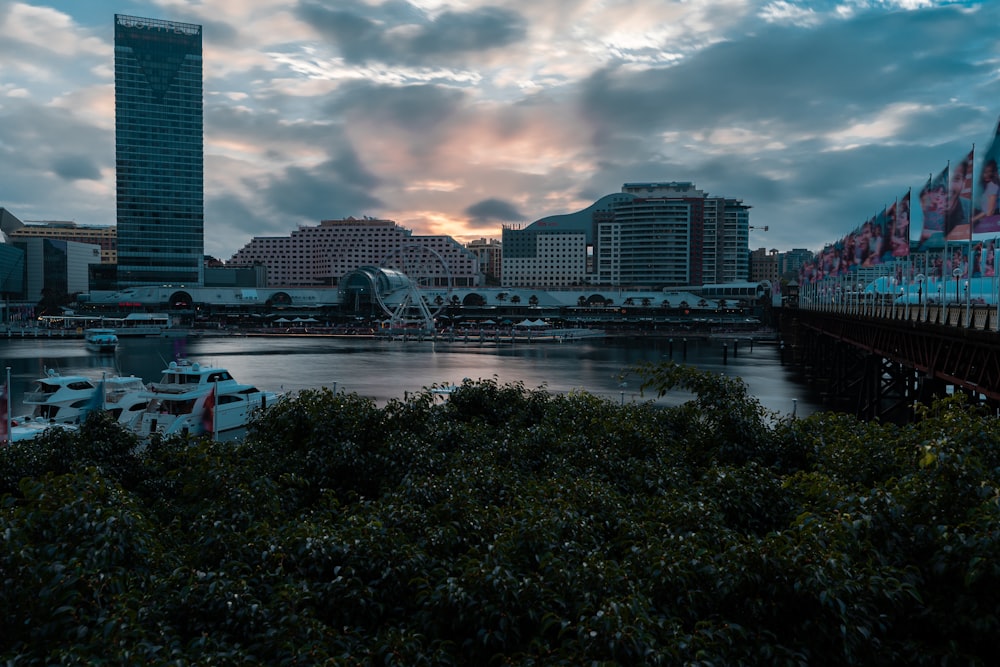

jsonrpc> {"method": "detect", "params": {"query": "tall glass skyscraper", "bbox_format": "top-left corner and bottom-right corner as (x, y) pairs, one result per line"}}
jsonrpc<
(114, 14), (203, 287)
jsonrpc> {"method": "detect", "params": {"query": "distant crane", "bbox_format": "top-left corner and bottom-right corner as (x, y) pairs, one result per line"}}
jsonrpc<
(749, 225), (769, 232)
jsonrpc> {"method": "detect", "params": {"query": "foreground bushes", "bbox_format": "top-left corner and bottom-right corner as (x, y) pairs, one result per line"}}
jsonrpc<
(2, 363), (999, 665)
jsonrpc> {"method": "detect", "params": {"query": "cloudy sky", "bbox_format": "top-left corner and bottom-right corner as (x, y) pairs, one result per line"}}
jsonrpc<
(1, 0), (998, 260)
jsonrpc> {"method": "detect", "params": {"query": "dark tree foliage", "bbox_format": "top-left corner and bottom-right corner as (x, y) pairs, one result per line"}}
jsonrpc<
(2, 365), (1000, 665)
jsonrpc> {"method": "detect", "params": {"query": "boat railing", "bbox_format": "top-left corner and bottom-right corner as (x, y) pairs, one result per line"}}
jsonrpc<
(149, 382), (206, 395)
(105, 384), (145, 403)
(22, 390), (55, 403)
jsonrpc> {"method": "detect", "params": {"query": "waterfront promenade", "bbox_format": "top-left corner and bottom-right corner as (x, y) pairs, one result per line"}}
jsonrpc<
(1, 321), (778, 344)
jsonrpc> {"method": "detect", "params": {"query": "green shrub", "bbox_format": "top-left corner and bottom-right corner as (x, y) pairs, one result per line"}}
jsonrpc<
(2, 368), (999, 665)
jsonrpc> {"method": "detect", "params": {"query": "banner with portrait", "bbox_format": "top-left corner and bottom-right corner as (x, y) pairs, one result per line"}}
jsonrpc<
(891, 191), (910, 257)
(971, 117), (1000, 239)
(945, 149), (974, 241)
(918, 165), (948, 250)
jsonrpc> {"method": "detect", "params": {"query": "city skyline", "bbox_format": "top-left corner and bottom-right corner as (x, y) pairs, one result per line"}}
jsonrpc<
(1, 1), (998, 260)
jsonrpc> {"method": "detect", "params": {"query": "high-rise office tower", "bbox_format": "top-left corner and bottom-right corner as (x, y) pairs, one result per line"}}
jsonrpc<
(114, 14), (204, 287)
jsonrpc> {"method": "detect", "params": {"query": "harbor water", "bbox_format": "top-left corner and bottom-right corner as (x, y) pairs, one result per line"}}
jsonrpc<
(0, 334), (826, 420)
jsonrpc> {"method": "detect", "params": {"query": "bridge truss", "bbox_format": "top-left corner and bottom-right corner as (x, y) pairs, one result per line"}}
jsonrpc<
(780, 307), (1000, 422)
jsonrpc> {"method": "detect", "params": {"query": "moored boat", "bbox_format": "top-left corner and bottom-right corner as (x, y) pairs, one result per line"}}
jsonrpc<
(84, 327), (119, 353)
(132, 359), (281, 441)
(7, 419), (79, 442)
(18, 369), (149, 427)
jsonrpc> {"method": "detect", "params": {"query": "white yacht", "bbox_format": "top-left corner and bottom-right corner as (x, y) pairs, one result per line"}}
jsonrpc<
(7, 420), (78, 443)
(18, 370), (149, 427)
(132, 360), (281, 440)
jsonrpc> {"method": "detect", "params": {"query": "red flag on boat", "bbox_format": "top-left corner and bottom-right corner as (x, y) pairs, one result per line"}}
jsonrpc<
(201, 386), (215, 434)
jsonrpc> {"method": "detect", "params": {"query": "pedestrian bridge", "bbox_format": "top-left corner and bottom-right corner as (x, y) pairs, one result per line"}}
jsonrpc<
(779, 300), (1000, 422)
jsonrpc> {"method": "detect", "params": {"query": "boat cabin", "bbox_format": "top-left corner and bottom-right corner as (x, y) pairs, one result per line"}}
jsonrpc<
(154, 361), (234, 391)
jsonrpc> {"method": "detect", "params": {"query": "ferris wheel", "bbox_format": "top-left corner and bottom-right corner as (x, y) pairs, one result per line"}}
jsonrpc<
(377, 244), (453, 330)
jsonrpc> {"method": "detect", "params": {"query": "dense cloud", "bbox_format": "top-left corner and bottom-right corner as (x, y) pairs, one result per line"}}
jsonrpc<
(465, 198), (524, 223)
(263, 153), (384, 221)
(50, 155), (102, 181)
(296, 1), (527, 65)
(580, 6), (990, 136)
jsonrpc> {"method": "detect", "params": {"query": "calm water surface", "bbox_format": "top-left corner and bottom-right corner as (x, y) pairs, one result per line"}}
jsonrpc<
(0, 334), (826, 419)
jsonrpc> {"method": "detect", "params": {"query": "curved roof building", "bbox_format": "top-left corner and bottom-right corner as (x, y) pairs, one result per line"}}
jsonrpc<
(502, 182), (749, 289)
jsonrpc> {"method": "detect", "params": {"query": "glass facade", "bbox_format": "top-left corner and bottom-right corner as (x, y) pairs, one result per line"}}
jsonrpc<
(0, 244), (26, 298)
(114, 14), (203, 287)
(11, 238), (100, 303)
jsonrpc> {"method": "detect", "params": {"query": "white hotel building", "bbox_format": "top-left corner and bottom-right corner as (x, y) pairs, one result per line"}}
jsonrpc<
(228, 217), (482, 288)
(502, 183), (750, 289)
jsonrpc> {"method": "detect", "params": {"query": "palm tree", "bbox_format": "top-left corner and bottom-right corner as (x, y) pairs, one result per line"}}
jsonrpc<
(641, 297), (651, 307)
(529, 295), (539, 307)
(577, 296), (587, 307)
(465, 293), (486, 307)
(496, 292), (507, 305)
(510, 295), (521, 305)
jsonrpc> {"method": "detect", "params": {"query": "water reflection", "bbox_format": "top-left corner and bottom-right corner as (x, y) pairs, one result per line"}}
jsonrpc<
(0, 335), (825, 419)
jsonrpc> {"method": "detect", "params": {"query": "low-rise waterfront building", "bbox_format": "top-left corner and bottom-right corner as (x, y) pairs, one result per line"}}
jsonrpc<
(750, 247), (780, 284)
(228, 217), (482, 289)
(466, 238), (502, 285)
(11, 237), (102, 303)
(10, 221), (117, 264)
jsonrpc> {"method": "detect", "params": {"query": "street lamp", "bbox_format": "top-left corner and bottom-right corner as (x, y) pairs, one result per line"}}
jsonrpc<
(964, 280), (970, 327)
(953, 268), (962, 305)
(915, 273), (925, 321)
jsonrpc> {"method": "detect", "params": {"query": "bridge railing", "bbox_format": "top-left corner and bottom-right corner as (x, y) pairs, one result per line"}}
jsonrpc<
(800, 298), (1000, 332)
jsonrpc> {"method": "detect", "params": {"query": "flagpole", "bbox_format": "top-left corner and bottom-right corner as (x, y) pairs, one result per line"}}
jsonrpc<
(966, 145), (975, 327)
(944, 160), (951, 308)
(5, 366), (11, 442)
(213, 378), (218, 440)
